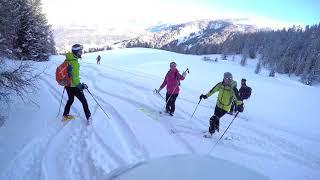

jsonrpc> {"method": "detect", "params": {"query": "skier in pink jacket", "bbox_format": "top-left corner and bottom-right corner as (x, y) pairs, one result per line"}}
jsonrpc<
(156, 62), (187, 116)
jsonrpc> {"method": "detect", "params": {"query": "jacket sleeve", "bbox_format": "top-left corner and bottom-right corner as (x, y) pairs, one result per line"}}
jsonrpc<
(160, 74), (167, 89)
(232, 87), (243, 105)
(206, 82), (221, 97)
(177, 71), (185, 80)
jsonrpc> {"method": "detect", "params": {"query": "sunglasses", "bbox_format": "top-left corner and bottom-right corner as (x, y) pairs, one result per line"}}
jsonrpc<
(224, 77), (232, 80)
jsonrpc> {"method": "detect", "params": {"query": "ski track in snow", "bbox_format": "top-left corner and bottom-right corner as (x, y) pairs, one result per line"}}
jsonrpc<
(1, 76), (83, 180)
(83, 63), (281, 162)
(14, 75), (139, 180)
(39, 77), (113, 180)
(85, 65), (197, 153)
(84, 90), (150, 162)
(84, 63), (320, 173)
(242, 124), (320, 170)
(86, 64), (214, 109)
(1, 71), (149, 179)
(83, 65), (151, 160)
(3, 58), (319, 180)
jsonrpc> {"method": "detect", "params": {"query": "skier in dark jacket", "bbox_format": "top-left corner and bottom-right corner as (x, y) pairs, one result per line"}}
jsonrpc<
(239, 78), (252, 100)
(200, 72), (244, 135)
(96, 55), (101, 64)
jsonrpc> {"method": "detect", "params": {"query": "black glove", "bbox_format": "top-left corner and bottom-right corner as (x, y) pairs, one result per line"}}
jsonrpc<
(77, 83), (88, 91)
(82, 83), (88, 90)
(237, 103), (244, 112)
(199, 94), (207, 100)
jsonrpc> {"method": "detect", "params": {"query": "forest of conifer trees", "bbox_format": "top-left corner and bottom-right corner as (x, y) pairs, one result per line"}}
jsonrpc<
(221, 24), (320, 85)
(0, 0), (55, 61)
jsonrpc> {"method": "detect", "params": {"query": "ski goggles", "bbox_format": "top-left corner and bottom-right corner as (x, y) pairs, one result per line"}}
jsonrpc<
(72, 45), (83, 51)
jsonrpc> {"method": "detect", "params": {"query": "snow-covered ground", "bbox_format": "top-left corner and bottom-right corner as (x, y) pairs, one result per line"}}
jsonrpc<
(0, 48), (319, 180)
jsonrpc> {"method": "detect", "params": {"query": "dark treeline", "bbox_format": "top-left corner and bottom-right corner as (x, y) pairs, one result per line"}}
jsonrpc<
(0, 0), (55, 61)
(0, 0), (55, 109)
(220, 24), (320, 85)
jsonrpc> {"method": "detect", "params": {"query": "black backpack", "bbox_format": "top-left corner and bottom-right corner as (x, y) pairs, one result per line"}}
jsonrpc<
(239, 86), (252, 100)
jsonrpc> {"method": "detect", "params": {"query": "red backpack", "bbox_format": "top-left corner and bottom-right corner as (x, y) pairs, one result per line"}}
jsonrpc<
(56, 61), (72, 86)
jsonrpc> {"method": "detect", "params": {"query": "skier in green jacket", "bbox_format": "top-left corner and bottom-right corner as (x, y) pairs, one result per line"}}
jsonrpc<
(63, 44), (91, 122)
(200, 72), (244, 135)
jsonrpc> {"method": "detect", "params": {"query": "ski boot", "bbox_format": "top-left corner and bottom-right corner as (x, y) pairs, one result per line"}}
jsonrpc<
(209, 118), (215, 134)
(204, 124), (215, 138)
(63, 115), (74, 121)
(86, 113), (92, 125)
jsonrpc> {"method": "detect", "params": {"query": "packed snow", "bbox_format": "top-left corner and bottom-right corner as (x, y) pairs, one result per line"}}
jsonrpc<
(0, 48), (319, 180)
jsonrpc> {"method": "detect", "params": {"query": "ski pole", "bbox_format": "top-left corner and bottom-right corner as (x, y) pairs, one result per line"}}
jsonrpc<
(207, 111), (239, 154)
(189, 98), (201, 121)
(86, 88), (110, 119)
(154, 89), (165, 100)
(57, 87), (65, 117)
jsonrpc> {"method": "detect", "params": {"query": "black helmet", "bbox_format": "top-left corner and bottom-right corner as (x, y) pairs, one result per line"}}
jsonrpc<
(71, 44), (83, 55)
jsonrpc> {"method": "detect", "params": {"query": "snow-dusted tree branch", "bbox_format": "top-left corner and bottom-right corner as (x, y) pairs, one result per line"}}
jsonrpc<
(0, 58), (42, 103)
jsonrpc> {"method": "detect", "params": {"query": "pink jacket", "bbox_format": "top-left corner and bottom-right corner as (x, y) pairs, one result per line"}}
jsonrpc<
(160, 69), (185, 95)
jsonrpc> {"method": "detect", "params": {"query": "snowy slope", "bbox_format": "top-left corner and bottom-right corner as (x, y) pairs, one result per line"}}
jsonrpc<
(0, 48), (319, 180)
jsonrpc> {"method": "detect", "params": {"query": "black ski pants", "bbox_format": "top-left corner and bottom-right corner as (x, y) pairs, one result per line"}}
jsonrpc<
(214, 105), (227, 118)
(63, 87), (91, 120)
(165, 93), (178, 114)
(210, 106), (227, 130)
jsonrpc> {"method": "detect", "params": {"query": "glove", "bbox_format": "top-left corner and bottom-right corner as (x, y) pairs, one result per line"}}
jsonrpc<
(182, 71), (187, 78)
(77, 83), (88, 91)
(236, 103), (244, 112)
(199, 94), (207, 100)
(82, 83), (88, 90)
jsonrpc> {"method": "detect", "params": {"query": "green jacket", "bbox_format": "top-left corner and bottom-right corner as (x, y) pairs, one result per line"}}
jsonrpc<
(65, 52), (80, 87)
(206, 81), (242, 112)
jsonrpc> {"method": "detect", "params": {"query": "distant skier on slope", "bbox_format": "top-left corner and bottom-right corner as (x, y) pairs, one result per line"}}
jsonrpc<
(62, 44), (91, 123)
(199, 72), (244, 135)
(156, 61), (188, 116)
(96, 55), (101, 64)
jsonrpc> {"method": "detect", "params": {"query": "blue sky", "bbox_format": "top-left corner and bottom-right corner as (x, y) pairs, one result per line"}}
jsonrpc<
(176, 0), (320, 25)
(42, 0), (319, 28)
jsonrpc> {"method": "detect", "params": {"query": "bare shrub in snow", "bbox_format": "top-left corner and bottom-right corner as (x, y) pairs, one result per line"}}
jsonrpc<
(0, 58), (42, 104)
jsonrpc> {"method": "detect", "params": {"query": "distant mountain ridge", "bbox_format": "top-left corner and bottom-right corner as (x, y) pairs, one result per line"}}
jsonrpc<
(53, 25), (145, 53)
(53, 19), (262, 54)
(113, 19), (260, 54)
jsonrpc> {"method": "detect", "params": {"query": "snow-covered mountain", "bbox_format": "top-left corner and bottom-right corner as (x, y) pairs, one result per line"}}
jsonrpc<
(53, 19), (261, 54)
(113, 19), (259, 54)
(1, 48), (319, 180)
(53, 24), (145, 53)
